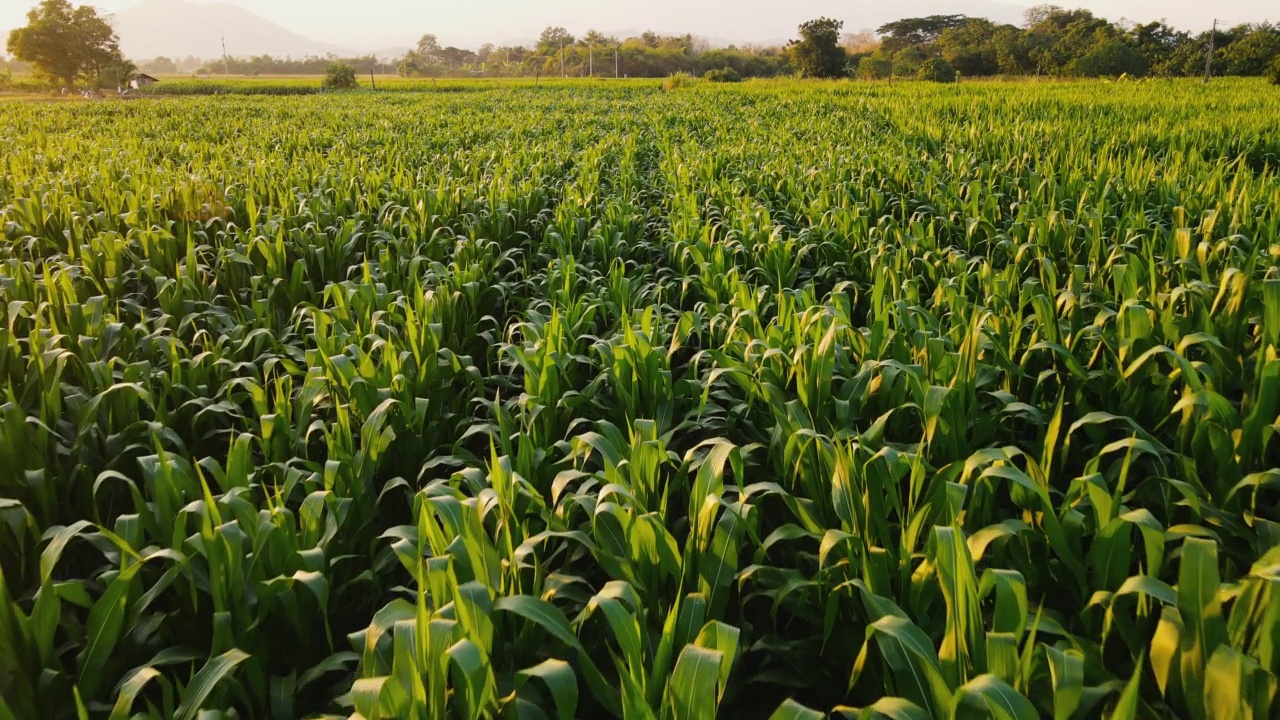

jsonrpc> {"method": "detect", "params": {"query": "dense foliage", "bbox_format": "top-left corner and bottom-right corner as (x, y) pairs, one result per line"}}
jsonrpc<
(869, 10), (1280, 80)
(168, 7), (1280, 82)
(1, 78), (1279, 720)
(704, 67), (743, 83)
(6, 0), (133, 88)
(788, 18), (848, 79)
(322, 62), (358, 90)
(917, 58), (957, 83)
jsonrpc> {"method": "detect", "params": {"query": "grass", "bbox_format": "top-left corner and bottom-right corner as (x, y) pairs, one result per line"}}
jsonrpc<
(0, 77), (1278, 719)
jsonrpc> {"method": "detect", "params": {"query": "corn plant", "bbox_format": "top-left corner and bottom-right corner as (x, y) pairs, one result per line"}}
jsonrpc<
(1, 77), (1278, 719)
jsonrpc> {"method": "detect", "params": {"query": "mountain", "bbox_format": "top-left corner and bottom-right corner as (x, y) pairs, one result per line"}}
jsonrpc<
(112, 0), (354, 60)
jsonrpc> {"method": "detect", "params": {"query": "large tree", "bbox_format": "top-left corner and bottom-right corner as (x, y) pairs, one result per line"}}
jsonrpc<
(1219, 23), (1280, 76)
(937, 18), (1005, 76)
(536, 27), (575, 56)
(876, 15), (967, 53)
(788, 17), (847, 78)
(7, 0), (123, 88)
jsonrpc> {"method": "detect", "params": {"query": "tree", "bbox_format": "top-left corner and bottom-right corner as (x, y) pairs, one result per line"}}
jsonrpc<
(877, 15), (967, 53)
(788, 17), (847, 78)
(322, 61), (357, 89)
(1071, 39), (1149, 76)
(581, 30), (613, 49)
(94, 53), (135, 89)
(537, 27), (574, 56)
(1023, 6), (1114, 74)
(141, 56), (178, 75)
(918, 57), (957, 82)
(856, 54), (891, 79)
(992, 25), (1033, 74)
(1269, 56), (1280, 84)
(6, 0), (124, 88)
(438, 46), (477, 71)
(1126, 21), (1189, 76)
(937, 18), (1003, 76)
(1218, 23), (1280, 76)
(890, 43), (931, 76)
(416, 34), (441, 60)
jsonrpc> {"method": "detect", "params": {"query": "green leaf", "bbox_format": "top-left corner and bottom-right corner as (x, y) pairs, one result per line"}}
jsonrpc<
(770, 698), (826, 720)
(1108, 654), (1144, 720)
(448, 638), (493, 720)
(670, 645), (722, 720)
(931, 526), (986, 686)
(517, 659), (577, 720)
(1203, 645), (1272, 720)
(1043, 645), (1084, 720)
(852, 615), (951, 718)
(856, 697), (929, 720)
(495, 595), (578, 648)
(1178, 538), (1228, 720)
(951, 674), (1038, 720)
(108, 667), (163, 720)
(173, 648), (250, 720)
(351, 677), (389, 720)
(77, 561), (145, 698)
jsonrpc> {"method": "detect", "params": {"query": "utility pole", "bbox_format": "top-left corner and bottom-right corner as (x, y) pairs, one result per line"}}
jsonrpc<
(560, 45), (565, 77)
(1203, 19), (1217, 84)
(589, 45), (593, 76)
(615, 45), (619, 78)
(221, 36), (230, 77)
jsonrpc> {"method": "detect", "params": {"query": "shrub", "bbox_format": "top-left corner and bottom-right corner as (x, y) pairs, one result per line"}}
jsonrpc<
(918, 58), (957, 83)
(856, 55), (891, 80)
(704, 67), (742, 83)
(1269, 57), (1280, 85)
(322, 62), (358, 90)
(1072, 40), (1149, 78)
(662, 71), (693, 91)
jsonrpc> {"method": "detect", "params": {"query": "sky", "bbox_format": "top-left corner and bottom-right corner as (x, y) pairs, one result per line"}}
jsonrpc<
(3, 0), (1276, 52)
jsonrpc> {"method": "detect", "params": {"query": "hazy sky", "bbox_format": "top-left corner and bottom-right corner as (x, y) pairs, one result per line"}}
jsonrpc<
(3, 0), (1276, 50)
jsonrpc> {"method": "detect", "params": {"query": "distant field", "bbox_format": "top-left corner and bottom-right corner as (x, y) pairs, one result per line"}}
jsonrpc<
(144, 74), (663, 94)
(4, 73), (1254, 98)
(2, 78), (1279, 720)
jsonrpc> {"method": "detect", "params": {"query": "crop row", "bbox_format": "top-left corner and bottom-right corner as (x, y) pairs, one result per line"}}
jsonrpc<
(1, 79), (1278, 719)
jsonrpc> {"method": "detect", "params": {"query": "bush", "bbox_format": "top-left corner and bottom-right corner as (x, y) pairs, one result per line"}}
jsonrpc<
(856, 55), (891, 80)
(662, 71), (693, 91)
(704, 67), (742, 83)
(1072, 41), (1149, 78)
(1269, 57), (1280, 85)
(918, 58), (957, 83)
(322, 62), (358, 90)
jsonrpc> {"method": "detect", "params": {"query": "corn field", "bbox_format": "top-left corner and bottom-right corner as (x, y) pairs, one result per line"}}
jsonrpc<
(2, 78), (1279, 719)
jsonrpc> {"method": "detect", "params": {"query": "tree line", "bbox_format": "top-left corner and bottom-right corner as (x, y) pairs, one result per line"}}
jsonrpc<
(5, 0), (1280, 88)
(191, 9), (1280, 83)
(182, 30), (790, 80)
(842, 9), (1280, 81)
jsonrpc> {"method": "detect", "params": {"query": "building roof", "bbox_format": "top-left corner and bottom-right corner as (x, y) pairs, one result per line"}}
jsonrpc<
(135, 74), (160, 82)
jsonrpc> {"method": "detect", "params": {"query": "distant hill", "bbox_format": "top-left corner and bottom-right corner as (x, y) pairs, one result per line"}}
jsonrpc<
(112, 0), (355, 60)
(103, 0), (1033, 62)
